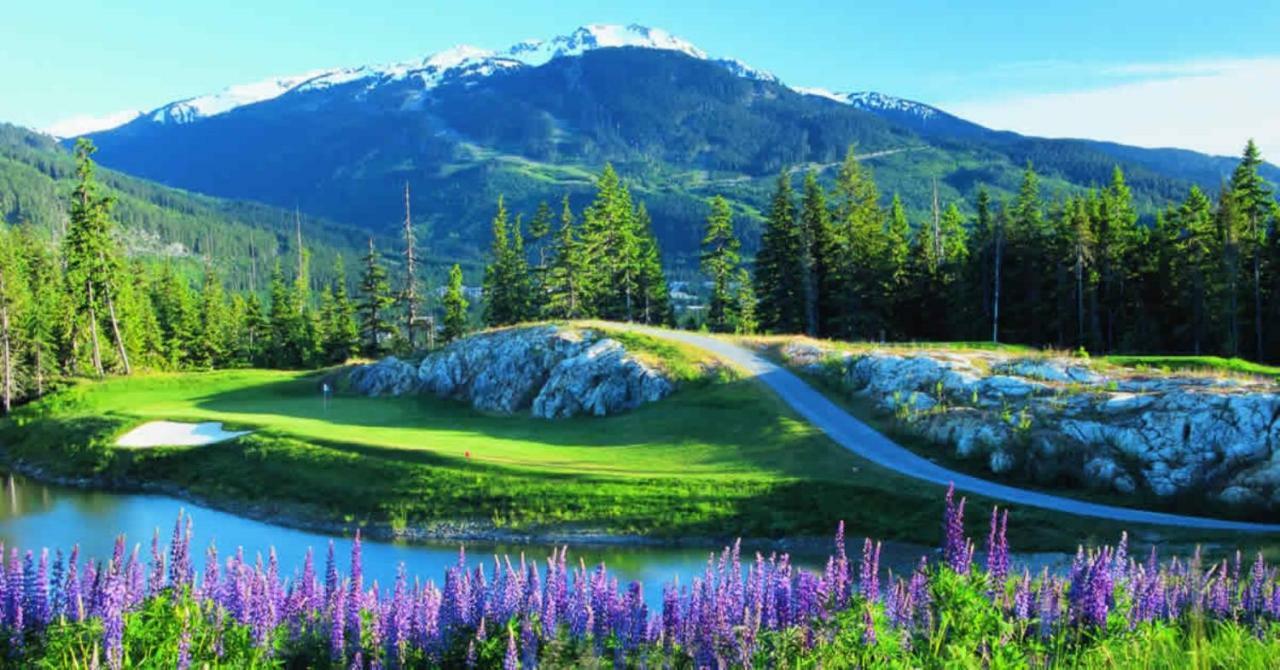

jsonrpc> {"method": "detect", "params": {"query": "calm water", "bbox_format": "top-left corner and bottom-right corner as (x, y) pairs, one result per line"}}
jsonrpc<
(1, 472), (1068, 606)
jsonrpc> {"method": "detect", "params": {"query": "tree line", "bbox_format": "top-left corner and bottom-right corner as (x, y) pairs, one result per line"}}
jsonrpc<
(750, 142), (1280, 359)
(0, 141), (457, 413)
(481, 164), (671, 327)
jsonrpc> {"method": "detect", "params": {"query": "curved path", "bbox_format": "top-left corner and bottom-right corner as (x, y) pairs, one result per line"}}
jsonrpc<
(629, 325), (1280, 533)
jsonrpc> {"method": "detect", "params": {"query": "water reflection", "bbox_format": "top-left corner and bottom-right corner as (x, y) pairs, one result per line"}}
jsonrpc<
(0, 472), (1066, 607)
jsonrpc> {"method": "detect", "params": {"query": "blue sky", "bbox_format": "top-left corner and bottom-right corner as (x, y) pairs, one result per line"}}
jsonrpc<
(5, 0), (1280, 156)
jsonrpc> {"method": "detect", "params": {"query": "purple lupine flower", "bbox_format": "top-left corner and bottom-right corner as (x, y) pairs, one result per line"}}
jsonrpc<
(49, 549), (65, 621)
(148, 528), (165, 596)
(64, 546), (82, 622)
(330, 579), (347, 662)
(521, 615), (538, 669)
(861, 605), (876, 646)
(177, 607), (192, 670)
(1012, 569), (1032, 622)
(859, 538), (881, 602)
(1038, 574), (1060, 639)
(325, 540), (338, 603)
(28, 549), (49, 628)
(832, 521), (850, 607)
(942, 484), (970, 575)
(504, 624), (519, 670)
(168, 511), (193, 590)
(985, 507), (1009, 589)
(102, 558), (127, 670)
(1243, 552), (1266, 616)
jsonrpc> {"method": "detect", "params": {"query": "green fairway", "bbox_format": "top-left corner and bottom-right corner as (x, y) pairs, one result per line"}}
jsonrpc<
(1, 326), (1271, 550)
(1102, 354), (1280, 379)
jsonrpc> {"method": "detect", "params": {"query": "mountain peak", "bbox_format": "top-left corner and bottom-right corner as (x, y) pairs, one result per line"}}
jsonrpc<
(43, 24), (737, 136)
(503, 23), (706, 66)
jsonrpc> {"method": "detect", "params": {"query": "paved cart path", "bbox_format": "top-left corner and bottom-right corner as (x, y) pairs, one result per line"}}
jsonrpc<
(629, 325), (1280, 533)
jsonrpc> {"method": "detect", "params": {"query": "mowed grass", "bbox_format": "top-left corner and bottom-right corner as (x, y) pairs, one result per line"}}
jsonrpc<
(1103, 354), (1280, 380)
(2, 325), (1271, 550)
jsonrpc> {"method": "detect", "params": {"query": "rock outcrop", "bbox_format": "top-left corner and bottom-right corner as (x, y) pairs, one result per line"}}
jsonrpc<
(777, 343), (1280, 509)
(346, 326), (674, 418)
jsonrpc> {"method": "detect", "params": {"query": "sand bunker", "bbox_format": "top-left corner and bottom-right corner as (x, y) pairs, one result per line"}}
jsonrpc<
(115, 421), (251, 448)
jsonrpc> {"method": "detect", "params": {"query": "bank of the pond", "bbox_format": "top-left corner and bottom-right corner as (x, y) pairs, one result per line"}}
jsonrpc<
(0, 469), (1069, 613)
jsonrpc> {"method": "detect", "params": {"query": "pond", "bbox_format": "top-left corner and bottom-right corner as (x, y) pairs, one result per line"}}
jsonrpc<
(0, 471), (1066, 606)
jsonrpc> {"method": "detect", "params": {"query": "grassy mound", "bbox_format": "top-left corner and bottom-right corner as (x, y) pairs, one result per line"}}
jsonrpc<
(0, 324), (1264, 548)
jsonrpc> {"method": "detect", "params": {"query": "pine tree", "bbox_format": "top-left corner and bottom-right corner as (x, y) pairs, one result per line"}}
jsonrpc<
(798, 170), (831, 337)
(1065, 197), (1095, 348)
(196, 264), (232, 368)
(634, 203), (671, 325)
(63, 139), (130, 376)
(322, 257), (359, 364)
(1003, 162), (1050, 344)
(481, 196), (532, 327)
(884, 193), (913, 332)
(1229, 140), (1273, 360)
(580, 164), (643, 321)
(152, 264), (198, 368)
(828, 147), (886, 339)
(700, 196), (742, 332)
(399, 182), (423, 351)
(442, 264), (469, 342)
(0, 227), (28, 414)
(1172, 187), (1217, 354)
(357, 239), (396, 357)
(544, 195), (586, 320)
(14, 227), (60, 397)
(753, 171), (806, 334)
(527, 200), (554, 315)
(1216, 185), (1245, 356)
(733, 268), (757, 334)
(241, 294), (269, 366)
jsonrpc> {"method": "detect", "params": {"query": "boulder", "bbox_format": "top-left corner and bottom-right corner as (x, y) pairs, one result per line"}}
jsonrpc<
(347, 326), (675, 419)
(346, 356), (421, 396)
(532, 340), (673, 418)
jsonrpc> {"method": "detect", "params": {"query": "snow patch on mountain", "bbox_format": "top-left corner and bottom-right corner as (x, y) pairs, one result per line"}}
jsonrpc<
(43, 109), (144, 138)
(846, 91), (939, 120)
(150, 70), (338, 124)
(794, 87), (851, 103)
(46, 23), (906, 136)
(714, 58), (779, 83)
(507, 24), (706, 66)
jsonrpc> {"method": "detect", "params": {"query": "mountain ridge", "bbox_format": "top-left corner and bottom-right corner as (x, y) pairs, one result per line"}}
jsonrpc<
(39, 24), (1277, 262)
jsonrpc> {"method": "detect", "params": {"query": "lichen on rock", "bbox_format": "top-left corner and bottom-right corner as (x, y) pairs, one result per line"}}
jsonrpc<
(779, 342), (1280, 510)
(345, 326), (675, 419)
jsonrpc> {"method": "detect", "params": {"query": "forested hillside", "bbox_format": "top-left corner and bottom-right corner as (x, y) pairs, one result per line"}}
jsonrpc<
(76, 45), (1266, 262)
(0, 124), (378, 290)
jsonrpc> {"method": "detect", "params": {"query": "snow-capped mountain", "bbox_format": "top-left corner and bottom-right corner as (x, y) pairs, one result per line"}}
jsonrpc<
(45, 24), (731, 136)
(792, 88), (940, 120)
(844, 91), (940, 121)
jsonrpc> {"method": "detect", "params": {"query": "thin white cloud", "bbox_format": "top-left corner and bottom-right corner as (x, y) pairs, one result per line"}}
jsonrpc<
(943, 58), (1280, 158)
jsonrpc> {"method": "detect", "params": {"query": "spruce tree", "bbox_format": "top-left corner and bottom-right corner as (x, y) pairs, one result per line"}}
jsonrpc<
(580, 164), (642, 321)
(482, 196), (530, 327)
(196, 264), (232, 368)
(634, 203), (671, 325)
(322, 257), (360, 364)
(15, 228), (60, 396)
(357, 239), (396, 357)
(442, 264), (469, 342)
(828, 147), (886, 339)
(798, 171), (831, 337)
(753, 171), (806, 334)
(0, 227), (28, 414)
(241, 294), (269, 366)
(700, 196), (742, 332)
(544, 195), (586, 320)
(1229, 140), (1273, 360)
(63, 139), (130, 376)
